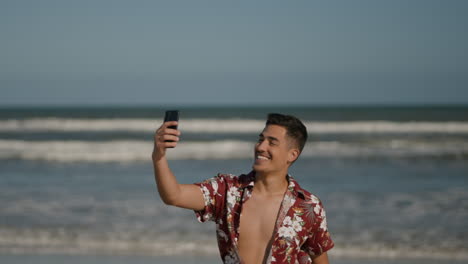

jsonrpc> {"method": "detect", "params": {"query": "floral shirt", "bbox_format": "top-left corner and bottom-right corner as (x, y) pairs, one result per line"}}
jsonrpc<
(194, 171), (334, 264)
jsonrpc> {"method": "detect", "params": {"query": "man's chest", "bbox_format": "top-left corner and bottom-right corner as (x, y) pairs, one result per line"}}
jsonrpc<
(238, 193), (284, 246)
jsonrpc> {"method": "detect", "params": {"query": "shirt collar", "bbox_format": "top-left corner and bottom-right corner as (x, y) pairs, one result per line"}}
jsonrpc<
(240, 171), (307, 200)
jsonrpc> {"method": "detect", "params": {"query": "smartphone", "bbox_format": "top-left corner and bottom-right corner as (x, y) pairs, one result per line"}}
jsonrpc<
(164, 110), (179, 145)
(164, 110), (179, 129)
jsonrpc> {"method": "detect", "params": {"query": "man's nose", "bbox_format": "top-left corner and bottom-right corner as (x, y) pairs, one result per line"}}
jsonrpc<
(256, 140), (268, 152)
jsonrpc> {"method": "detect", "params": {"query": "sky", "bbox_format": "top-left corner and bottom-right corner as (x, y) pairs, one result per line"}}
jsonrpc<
(1, 0), (467, 106)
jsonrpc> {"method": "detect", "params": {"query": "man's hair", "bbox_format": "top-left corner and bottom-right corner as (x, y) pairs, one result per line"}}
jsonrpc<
(266, 113), (308, 153)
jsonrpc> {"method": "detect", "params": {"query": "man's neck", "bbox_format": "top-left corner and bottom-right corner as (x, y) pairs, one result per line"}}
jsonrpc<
(253, 170), (289, 197)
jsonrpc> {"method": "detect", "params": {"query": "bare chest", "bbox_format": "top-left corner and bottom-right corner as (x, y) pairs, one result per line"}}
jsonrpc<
(237, 194), (284, 262)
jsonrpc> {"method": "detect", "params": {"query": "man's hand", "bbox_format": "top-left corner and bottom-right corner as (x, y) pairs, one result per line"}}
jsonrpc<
(152, 121), (180, 161)
(151, 120), (205, 210)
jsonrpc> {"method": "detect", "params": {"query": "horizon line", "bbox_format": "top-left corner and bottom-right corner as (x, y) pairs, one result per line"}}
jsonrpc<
(1, 102), (468, 109)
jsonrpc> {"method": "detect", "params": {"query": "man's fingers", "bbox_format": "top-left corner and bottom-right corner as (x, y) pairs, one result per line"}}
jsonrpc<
(163, 121), (178, 128)
(155, 121), (177, 134)
(157, 128), (181, 136)
(154, 134), (178, 142)
(159, 135), (179, 142)
(163, 142), (178, 148)
(154, 121), (181, 150)
(157, 141), (178, 149)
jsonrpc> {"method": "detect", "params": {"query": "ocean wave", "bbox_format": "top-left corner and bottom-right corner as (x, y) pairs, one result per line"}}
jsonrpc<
(0, 228), (467, 260)
(0, 227), (218, 256)
(1, 139), (468, 162)
(1, 189), (467, 259)
(0, 140), (251, 162)
(330, 245), (468, 260)
(0, 118), (262, 133)
(1, 118), (468, 134)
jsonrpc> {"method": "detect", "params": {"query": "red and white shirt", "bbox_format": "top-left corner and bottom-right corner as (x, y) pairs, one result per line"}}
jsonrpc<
(194, 171), (334, 264)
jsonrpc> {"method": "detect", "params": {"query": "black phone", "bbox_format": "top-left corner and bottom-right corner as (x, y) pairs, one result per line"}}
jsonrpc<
(164, 111), (179, 146)
(164, 110), (179, 129)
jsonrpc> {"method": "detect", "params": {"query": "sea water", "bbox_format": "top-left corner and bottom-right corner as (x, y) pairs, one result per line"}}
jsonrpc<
(0, 106), (467, 262)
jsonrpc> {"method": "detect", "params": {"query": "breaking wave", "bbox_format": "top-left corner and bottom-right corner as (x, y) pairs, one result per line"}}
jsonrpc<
(1, 118), (468, 134)
(0, 228), (466, 260)
(1, 139), (468, 162)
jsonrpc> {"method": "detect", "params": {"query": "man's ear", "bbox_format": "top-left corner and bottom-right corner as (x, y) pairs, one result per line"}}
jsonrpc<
(287, 148), (300, 164)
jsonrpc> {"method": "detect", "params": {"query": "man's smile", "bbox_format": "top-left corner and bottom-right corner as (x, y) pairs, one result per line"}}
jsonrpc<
(255, 153), (271, 162)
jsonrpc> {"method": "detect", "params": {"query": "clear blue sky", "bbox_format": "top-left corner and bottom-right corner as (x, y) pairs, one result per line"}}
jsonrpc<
(1, 0), (467, 106)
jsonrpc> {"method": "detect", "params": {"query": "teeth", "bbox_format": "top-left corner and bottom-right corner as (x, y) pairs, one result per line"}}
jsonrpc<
(257, 155), (270, 160)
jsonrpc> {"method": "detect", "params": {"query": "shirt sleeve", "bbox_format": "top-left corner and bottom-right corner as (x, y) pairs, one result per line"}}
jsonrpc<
(302, 201), (334, 258)
(193, 174), (227, 223)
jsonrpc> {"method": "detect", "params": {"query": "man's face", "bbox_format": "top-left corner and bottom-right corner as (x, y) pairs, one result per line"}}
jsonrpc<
(253, 124), (298, 174)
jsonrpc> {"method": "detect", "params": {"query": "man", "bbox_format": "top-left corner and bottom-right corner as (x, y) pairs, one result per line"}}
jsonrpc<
(152, 113), (334, 264)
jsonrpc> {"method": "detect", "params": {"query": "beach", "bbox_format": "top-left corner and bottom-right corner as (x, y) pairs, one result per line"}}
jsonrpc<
(1, 106), (467, 263)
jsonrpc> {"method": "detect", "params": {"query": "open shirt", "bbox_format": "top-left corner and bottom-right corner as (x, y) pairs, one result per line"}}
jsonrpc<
(194, 171), (334, 264)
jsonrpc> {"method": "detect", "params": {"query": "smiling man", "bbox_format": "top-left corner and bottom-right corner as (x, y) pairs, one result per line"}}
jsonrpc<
(152, 113), (334, 264)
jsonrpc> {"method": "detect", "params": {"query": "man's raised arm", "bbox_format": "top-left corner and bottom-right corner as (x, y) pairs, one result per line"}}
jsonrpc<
(152, 121), (205, 211)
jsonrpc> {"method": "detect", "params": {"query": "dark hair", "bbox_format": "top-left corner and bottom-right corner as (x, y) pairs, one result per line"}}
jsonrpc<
(266, 113), (308, 153)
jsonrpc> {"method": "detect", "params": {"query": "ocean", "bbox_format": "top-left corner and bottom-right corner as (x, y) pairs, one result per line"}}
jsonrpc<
(0, 105), (467, 264)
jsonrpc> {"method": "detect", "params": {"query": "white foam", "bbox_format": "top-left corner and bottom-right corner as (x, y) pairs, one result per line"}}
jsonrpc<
(1, 139), (468, 162)
(0, 118), (263, 133)
(329, 244), (468, 260)
(0, 139), (253, 162)
(0, 227), (467, 260)
(2, 118), (468, 134)
(0, 228), (218, 256)
(302, 140), (468, 158)
(306, 121), (468, 134)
